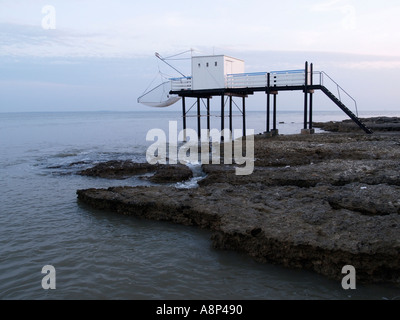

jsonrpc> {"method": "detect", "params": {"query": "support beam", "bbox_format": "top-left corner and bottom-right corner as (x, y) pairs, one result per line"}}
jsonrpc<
(182, 97), (186, 142)
(304, 61), (308, 130)
(266, 73), (270, 133)
(197, 97), (201, 139)
(229, 95), (233, 136)
(266, 94), (270, 132)
(309, 63), (314, 130)
(266, 91), (279, 136)
(221, 94), (225, 141)
(207, 98), (210, 133)
(273, 92), (277, 131)
(243, 96), (246, 137)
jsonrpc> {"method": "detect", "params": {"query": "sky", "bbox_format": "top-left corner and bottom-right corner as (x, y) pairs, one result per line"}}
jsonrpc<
(0, 0), (400, 113)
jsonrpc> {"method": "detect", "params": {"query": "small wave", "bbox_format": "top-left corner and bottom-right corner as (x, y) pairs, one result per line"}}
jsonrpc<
(37, 148), (147, 177)
(175, 162), (206, 189)
(53, 151), (81, 158)
(175, 176), (204, 189)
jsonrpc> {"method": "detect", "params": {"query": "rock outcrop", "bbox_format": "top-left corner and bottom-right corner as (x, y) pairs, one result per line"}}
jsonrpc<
(79, 160), (193, 183)
(314, 117), (400, 133)
(76, 131), (400, 284)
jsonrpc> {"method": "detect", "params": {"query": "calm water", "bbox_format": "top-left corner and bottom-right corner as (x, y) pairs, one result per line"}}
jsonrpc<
(1, 110), (399, 300)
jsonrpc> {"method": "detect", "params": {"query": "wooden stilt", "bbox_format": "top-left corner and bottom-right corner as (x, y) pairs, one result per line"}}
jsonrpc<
(182, 97), (186, 141)
(242, 96), (246, 137)
(273, 93), (277, 131)
(304, 61), (308, 130)
(309, 63), (313, 130)
(229, 95), (233, 137)
(207, 98), (210, 133)
(221, 94), (225, 141)
(197, 97), (201, 139)
(266, 73), (270, 133)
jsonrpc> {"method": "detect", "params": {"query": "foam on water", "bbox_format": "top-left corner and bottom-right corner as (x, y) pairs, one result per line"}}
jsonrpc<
(175, 162), (206, 189)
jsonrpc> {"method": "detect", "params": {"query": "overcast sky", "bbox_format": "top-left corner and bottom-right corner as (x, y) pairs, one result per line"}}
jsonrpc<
(1, 0), (400, 113)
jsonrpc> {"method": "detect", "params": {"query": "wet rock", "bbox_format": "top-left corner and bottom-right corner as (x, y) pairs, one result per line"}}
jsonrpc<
(77, 182), (400, 284)
(77, 132), (400, 284)
(78, 160), (156, 179)
(78, 160), (193, 183)
(200, 159), (400, 188)
(148, 164), (193, 183)
(327, 183), (400, 216)
(314, 117), (400, 132)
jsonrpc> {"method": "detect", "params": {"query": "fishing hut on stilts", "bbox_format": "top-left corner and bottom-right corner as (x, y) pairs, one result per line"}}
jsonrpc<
(138, 51), (373, 137)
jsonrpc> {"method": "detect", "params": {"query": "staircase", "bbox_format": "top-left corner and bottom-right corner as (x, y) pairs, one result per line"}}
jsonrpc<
(319, 86), (373, 134)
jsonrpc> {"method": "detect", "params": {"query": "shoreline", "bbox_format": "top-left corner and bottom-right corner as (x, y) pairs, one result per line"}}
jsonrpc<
(76, 118), (400, 285)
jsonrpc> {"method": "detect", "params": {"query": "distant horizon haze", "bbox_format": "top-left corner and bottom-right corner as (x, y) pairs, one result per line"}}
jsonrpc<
(0, 1), (399, 113)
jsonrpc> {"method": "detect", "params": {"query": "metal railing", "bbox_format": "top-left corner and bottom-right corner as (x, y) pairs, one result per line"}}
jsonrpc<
(226, 70), (306, 89)
(169, 70), (357, 119)
(269, 69), (305, 87)
(313, 71), (359, 117)
(225, 72), (268, 88)
(170, 70), (309, 91)
(170, 77), (192, 91)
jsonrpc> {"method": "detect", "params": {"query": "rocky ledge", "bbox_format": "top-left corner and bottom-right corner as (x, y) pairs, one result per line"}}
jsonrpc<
(314, 116), (400, 132)
(78, 160), (193, 183)
(77, 132), (400, 284)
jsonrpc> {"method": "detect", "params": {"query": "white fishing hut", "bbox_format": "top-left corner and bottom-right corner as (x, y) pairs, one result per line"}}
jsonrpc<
(191, 55), (244, 90)
(138, 53), (372, 137)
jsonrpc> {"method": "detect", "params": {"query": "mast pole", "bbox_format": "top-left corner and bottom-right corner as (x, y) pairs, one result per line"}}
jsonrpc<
(155, 52), (186, 78)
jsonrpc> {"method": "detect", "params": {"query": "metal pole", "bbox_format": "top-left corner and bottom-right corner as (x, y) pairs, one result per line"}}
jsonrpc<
(155, 52), (186, 78)
(243, 96), (246, 137)
(243, 97), (246, 137)
(267, 73), (270, 133)
(197, 97), (201, 139)
(309, 63), (313, 130)
(273, 93), (277, 131)
(207, 98), (210, 132)
(182, 96), (187, 141)
(221, 94), (225, 141)
(304, 61), (308, 130)
(229, 95), (233, 136)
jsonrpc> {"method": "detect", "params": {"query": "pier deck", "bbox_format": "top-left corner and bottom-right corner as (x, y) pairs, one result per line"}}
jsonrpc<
(170, 62), (373, 137)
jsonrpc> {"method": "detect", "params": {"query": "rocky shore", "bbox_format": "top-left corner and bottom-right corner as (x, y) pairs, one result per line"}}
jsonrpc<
(79, 160), (193, 183)
(314, 116), (400, 133)
(76, 119), (400, 285)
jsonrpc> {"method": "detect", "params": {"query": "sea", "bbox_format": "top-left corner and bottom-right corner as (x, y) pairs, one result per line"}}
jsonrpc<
(1, 110), (399, 300)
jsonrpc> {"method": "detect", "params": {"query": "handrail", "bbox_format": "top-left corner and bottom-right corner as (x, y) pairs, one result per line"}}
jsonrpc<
(170, 77), (192, 91)
(227, 71), (268, 77)
(168, 70), (358, 118)
(169, 76), (192, 81)
(270, 69), (305, 74)
(315, 71), (358, 117)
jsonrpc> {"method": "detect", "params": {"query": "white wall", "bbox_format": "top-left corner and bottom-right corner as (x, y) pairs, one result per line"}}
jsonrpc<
(191, 55), (245, 90)
(224, 56), (245, 75)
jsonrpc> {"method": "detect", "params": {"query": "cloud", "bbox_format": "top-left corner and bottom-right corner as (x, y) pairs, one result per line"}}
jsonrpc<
(1, 1), (400, 60)
(340, 60), (400, 70)
(0, 23), (139, 58)
(310, 0), (356, 30)
(311, 0), (346, 11)
(0, 79), (87, 89)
